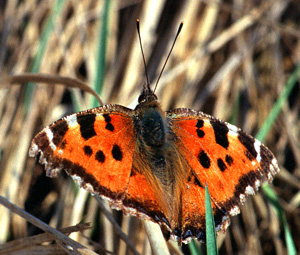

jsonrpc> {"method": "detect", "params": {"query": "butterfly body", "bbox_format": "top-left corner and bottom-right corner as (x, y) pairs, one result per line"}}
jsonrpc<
(132, 88), (188, 236)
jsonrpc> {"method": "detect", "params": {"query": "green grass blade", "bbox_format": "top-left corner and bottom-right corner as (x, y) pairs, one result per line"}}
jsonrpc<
(91, 0), (111, 108)
(205, 183), (218, 255)
(188, 240), (204, 255)
(263, 185), (296, 255)
(24, 0), (66, 114)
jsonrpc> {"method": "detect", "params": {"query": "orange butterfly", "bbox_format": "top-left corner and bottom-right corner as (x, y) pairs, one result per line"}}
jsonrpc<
(29, 21), (279, 243)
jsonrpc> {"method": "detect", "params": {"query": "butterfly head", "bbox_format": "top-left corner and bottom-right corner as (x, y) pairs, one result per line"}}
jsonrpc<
(138, 84), (158, 105)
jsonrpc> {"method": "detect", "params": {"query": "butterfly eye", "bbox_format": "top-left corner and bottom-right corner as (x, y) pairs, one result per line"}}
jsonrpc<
(138, 92), (146, 103)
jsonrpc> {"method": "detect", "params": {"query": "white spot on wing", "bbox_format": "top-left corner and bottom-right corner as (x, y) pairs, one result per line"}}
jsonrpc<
(229, 205), (240, 215)
(181, 237), (192, 244)
(72, 175), (83, 187)
(255, 180), (261, 190)
(45, 128), (56, 150)
(227, 122), (239, 133)
(45, 127), (53, 140)
(29, 143), (38, 156)
(245, 185), (255, 195)
(228, 129), (238, 138)
(271, 158), (280, 176)
(65, 114), (78, 127)
(267, 172), (273, 181)
(84, 183), (95, 193)
(254, 140), (262, 162)
(239, 194), (246, 203)
(272, 158), (278, 167)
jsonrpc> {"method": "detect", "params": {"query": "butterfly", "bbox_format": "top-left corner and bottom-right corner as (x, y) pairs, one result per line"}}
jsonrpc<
(29, 21), (279, 243)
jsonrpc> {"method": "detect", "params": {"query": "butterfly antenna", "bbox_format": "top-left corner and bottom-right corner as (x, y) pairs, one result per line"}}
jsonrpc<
(137, 19), (150, 91)
(153, 22), (183, 93)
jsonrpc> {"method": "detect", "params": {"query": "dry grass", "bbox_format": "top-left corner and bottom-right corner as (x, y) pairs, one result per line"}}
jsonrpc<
(0, 0), (300, 254)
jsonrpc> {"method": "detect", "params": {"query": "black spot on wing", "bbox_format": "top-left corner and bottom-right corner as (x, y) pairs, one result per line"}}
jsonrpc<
(211, 120), (229, 149)
(83, 146), (93, 156)
(112, 144), (122, 161)
(217, 158), (227, 172)
(198, 151), (211, 169)
(77, 114), (97, 140)
(50, 119), (69, 146)
(196, 119), (204, 128)
(196, 119), (205, 138)
(103, 114), (114, 132)
(105, 123), (114, 132)
(196, 129), (205, 138)
(103, 114), (111, 123)
(95, 150), (105, 163)
(225, 154), (233, 166)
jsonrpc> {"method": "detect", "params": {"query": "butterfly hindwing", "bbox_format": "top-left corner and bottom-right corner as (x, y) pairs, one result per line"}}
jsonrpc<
(167, 108), (279, 241)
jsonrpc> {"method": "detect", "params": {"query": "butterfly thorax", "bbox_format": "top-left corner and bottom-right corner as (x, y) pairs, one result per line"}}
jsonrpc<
(135, 89), (166, 149)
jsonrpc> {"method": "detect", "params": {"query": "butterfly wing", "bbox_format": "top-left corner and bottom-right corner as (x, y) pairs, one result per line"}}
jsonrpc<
(167, 108), (279, 242)
(30, 105), (170, 228)
(30, 105), (136, 200)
